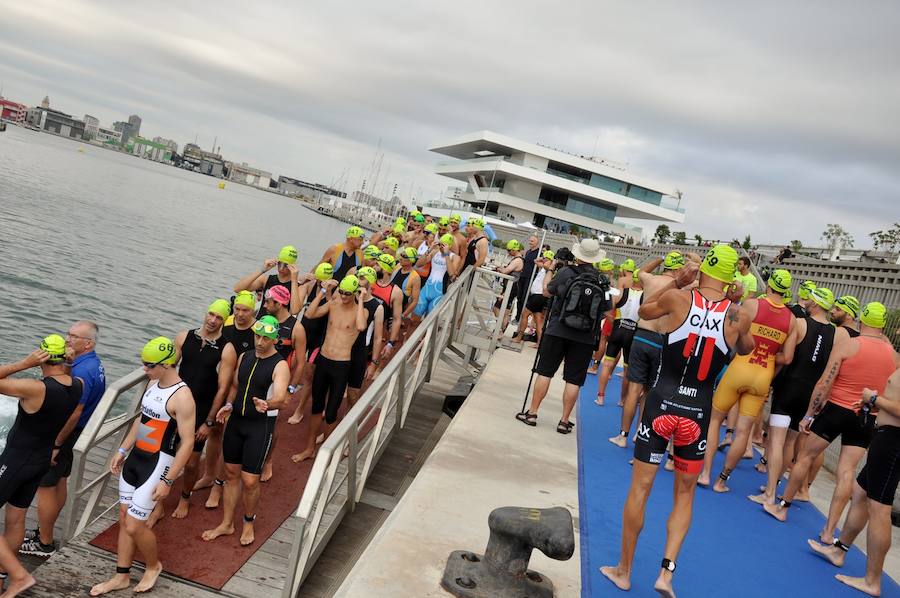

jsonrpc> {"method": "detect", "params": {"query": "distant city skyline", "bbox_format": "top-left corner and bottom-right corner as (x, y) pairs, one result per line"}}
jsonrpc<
(1, 1), (897, 246)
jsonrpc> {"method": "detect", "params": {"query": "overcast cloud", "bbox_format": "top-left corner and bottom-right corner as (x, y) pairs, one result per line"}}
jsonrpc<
(2, 0), (897, 246)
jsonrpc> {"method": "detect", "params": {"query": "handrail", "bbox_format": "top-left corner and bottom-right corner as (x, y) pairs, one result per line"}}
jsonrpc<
(281, 265), (511, 597)
(60, 368), (149, 542)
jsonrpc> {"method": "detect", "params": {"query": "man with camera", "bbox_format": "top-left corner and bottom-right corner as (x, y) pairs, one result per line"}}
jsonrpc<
(516, 239), (609, 434)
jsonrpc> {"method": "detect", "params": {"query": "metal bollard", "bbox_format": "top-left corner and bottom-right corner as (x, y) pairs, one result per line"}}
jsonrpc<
(441, 506), (575, 598)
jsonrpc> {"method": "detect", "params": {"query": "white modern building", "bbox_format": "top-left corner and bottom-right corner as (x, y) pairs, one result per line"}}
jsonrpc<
(227, 162), (272, 188)
(95, 126), (122, 144)
(430, 130), (685, 238)
(83, 114), (99, 140)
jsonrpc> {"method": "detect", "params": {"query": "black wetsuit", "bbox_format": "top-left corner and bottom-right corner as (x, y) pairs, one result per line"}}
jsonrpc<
(333, 248), (361, 281)
(275, 314), (298, 364)
(770, 317), (835, 430)
(258, 274), (292, 318)
(788, 304), (808, 319)
(178, 329), (226, 452)
(843, 326), (860, 338)
(302, 282), (328, 360)
(349, 297), (385, 389)
(223, 352), (283, 474)
(223, 322), (255, 357)
(464, 236), (487, 270)
(0, 377), (81, 508)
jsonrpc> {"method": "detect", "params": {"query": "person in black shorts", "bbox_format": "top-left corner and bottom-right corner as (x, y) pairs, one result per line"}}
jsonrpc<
(596, 276), (642, 406)
(170, 300), (237, 520)
(292, 275), (368, 462)
(233, 245), (302, 317)
(808, 376), (900, 598)
(0, 336), (82, 598)
(346, 267), (386, 407)
(517, 239), (609, 434)
(202, 316), (290, 547)
(289, 263), (333, 426)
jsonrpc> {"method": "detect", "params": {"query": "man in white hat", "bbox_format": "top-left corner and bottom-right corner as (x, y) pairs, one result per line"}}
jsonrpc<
(517, 238), (609, 434)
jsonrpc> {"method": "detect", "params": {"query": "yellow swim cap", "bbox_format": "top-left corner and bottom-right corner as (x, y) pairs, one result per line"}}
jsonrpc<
(768, 269), (792, 294)
(599, 258), (614, 272)
(278, 245), (298, 265)
(620, 258), (636, 272)
(357, 266), (377, 285)
(141, 337), (177, 365)
(467, 217), (485, 230)
(699, 244), (738, 283)
(383, 237), (400, 252)
(440, 233), (455, 247)
(40, 334), (67, 363)
(376, 253), (396, 271)
(315, 262), (334, 281)
(834, 295), (861, 319)
(233, 290), (256, 310)
(400, 247), (418, 261)
(392, 223), (407, 235)
(449, 214), (461, 224)
(633, 270), (640, 283)
(208, 299), (231, 321)
(364, 245), (382, 259)
(782, 289), (793, 305)
(811, 287), (834, 310)
(860, 302), (887, 329)
(339, 275), (360, 294)
(438, 216), (450, 226)
(798, 280), (816, 300)
(543, 250), (556, 260)
(424, 223), (439, 235)
(664, 252), (685, 270)
(346, 226), (364, 239)
(506, 239), (523, 251)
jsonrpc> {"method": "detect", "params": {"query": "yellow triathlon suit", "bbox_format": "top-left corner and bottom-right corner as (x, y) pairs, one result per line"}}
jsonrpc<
(712, 297), (792, 418)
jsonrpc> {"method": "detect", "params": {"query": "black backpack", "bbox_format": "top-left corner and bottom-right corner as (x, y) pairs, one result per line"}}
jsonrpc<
(560, 268), (610, 332)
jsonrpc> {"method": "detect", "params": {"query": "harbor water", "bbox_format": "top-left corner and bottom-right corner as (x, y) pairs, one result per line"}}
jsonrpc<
(0, 127), (349, 447)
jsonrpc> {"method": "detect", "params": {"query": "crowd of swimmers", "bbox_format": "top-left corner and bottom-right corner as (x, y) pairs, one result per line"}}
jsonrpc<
(0, 210), (497, 597)
(510, 242), (898, 598)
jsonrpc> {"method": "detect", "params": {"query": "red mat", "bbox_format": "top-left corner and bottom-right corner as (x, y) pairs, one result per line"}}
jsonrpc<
(89, 397), (371, 590)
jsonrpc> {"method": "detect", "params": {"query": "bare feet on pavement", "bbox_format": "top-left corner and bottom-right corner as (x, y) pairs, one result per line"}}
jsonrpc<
(807, 538), (846, 567)
(1, 574), (36, 598)
(171, 498), (189, 519)
(291, 448), (315, 463)
(133, 562), (163, 593)
(90, 574), (130, 597)
(835, 574), (880, 596)
(261, 463), (273, 483)
(763, 502), (787, 522)
(240, 521), (255, 546)
(201, 523), (234, 542)
(192, 476), (214, 491)
(288, 410), (304, 425)
(205, 485), (222, 509)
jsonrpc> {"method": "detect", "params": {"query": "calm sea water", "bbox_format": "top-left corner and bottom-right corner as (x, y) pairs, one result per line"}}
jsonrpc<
(0, 127), (351, 446)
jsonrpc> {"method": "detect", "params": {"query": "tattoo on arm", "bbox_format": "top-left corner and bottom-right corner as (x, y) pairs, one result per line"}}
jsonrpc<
(727, 307), (740, 324)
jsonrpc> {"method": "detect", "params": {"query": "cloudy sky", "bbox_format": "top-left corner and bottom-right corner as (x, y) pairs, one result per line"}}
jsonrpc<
(2, 1), (897, 246)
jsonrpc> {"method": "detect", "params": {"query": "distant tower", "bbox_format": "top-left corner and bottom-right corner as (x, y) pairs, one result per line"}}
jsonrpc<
(128, 114), (142, 138)
(41, 95), (50, 109)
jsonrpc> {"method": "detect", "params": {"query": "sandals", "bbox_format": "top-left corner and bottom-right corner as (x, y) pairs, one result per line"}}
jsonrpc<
(516, 411), (537, 426)
(557, 420), (574, 434)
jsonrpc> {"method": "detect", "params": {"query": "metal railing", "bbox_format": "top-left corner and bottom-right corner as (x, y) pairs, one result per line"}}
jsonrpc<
(281, 266), (513, 598)
(60, 369), (149, 543)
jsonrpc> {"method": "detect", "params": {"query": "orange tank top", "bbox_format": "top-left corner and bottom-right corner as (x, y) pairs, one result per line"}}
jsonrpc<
(829, 336), (896, 411)
(744, 298), (792, 370)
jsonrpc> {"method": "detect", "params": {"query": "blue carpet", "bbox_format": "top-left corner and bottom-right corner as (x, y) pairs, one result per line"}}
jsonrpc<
(577, 368), (900, 598)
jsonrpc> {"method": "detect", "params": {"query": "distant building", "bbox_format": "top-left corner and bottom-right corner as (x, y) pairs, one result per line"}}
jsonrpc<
(277, 175), (347, 199)
(128, 114), (141, 139)
(26, 101), (85, 140)
(131, 136), (173, 163)
(83, 115), (99, 140)
(152, 136), (178, 154)
(227, 162), (272, 188)
(0, 98), (27, 124)
(95, 126), (122, 145)
(182, 143), (225, 177)
(112, 121), (130, 143)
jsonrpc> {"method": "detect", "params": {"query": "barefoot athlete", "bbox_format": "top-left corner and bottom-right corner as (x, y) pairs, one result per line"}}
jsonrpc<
(0, 336), (82, 598)
(808, 369), (900, 597)
(346, 267), (386, 407)
(288, 263), (333, 426)
(90, 338), (195, 597)
(749, 287), (837, 506)
(370, 253), (404, 364)
(292, 275), (368, 462)
(602, 245), (754, 598)
(170, 300), (237, 520)
(609, 252), (689, 449)
(414, 233), (461, 319)
(202, 316), (289, 547)
(595, 269), (642, 406)
(699, 269), (797, 491)
(21, 321), (106, 559)
(233, 245), (302, 317)
(319, 226), (365, 281)
(764, 302), (898, 530)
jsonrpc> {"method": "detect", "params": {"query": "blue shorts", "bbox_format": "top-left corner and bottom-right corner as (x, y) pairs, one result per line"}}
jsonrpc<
(414, 279), (444, 317)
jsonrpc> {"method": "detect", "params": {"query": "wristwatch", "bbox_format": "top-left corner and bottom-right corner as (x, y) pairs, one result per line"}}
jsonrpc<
(288, 384), (299, 394)
(160, 475), (174, 487)
(205, 419), (215, 428)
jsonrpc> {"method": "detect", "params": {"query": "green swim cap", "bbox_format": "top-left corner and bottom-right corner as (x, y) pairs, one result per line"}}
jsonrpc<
(767, 269), (792, 294)
(438, 216), (450, 226)
(278, 245), (298, 265)
(811, 286), (834, 310)
(699, 244), (738, 283)
(664, 252), (685, 270)
(141, 336), (177, 365)
(413, 214), (426, 224)
(424, 223), (439, 235)
(363, 245), (382, 260)
(357, 266), (377, 285)
(234, 290), (256, 310)
(599, 258), (614, 272)
(834, 295), (860, 319)
(376, 253), (396, 271)
(315, 262), (334, 281)
(400, 247), (418, 261)
(208, 299), (231, 320)
(506, 239), (523, 251)
(253, 315), (279, 339)
(440, 233), (455, 247)
(40, 334), (67, 363)
(339, 275), (360, 294)
(798, 280), (816, 300)
(468, 217), (485, 230)
(346, 226), (364, 239)
(543, 250), (556, 260)
(860, 302), (887, 329)
(383, 237), (400, 252)
(620, 258), (636, 272)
